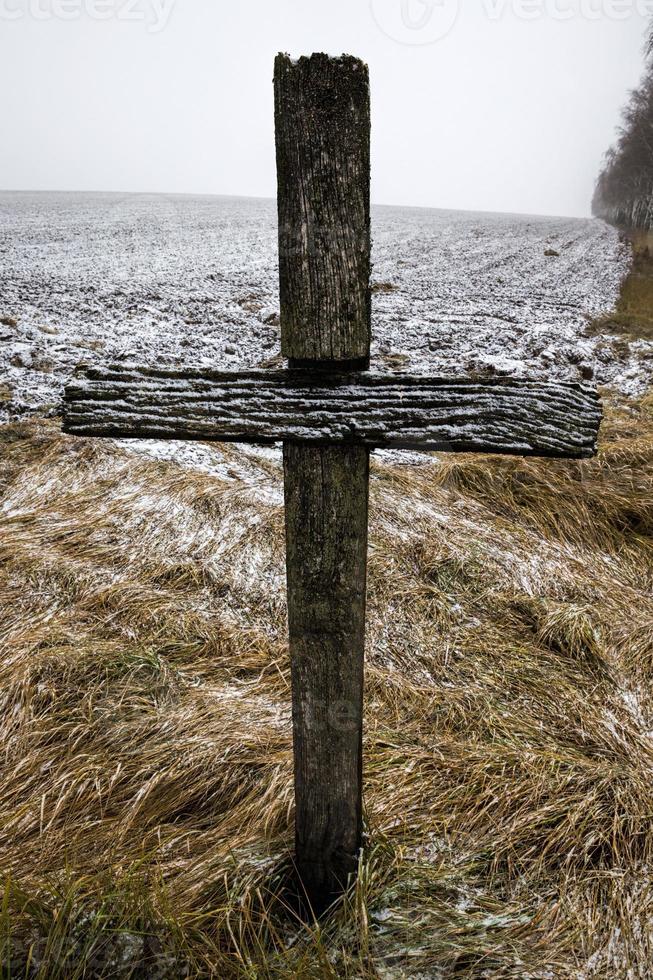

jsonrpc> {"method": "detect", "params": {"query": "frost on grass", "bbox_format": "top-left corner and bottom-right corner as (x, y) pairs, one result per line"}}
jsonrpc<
(1, 193), (653, 975)
(1, 393), (652, 976)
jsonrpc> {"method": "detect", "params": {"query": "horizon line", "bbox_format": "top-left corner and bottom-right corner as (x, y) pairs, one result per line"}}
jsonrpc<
(0, 187), (593, 222)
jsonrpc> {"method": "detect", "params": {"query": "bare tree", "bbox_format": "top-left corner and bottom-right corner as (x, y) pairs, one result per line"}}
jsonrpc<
(593, 58), (653, 231)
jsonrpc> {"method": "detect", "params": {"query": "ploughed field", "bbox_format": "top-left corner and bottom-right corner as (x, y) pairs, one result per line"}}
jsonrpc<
(1, 194), (653, 978)
(0, 191), (646, 420)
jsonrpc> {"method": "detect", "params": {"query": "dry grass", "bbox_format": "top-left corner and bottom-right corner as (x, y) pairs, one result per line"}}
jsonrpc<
(2, 232), (653, 977)
(587, 232), (653, 342)
(0, 384), (652, 977)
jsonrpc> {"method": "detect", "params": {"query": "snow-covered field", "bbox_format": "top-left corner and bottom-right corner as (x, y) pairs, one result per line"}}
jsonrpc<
(0, 191), (645, 450)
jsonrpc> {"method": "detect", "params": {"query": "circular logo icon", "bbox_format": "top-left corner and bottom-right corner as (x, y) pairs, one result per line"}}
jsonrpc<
(370, 0), (460, 45)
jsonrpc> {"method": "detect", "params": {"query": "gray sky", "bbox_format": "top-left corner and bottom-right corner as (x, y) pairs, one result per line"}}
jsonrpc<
(0, 0), (650, 216)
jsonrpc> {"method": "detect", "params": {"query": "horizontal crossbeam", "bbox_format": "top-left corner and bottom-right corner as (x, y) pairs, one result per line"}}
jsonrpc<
(63, 365), (602, 458)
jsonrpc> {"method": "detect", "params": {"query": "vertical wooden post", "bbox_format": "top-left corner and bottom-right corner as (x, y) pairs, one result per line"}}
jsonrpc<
(283, 444), (369, 909)
(274, 52), (371, 912)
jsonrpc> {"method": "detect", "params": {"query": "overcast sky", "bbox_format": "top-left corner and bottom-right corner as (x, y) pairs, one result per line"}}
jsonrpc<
(0, 0), (650, 217)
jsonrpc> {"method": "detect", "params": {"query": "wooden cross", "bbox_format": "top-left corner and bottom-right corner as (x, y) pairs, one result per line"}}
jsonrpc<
(63, 53), (602, 914)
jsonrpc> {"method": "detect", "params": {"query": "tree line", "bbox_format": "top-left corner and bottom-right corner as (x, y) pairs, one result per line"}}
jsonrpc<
(593, 32), (653, 231)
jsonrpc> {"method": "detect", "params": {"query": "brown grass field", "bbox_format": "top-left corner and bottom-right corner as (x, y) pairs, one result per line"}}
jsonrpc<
(588, 232), (653, 343)
(1, 242), (652, 978)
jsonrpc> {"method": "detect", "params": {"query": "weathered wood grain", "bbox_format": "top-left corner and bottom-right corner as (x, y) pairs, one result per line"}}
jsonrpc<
(274, 53), (371, 365)
(63, 366), (602, 459)
(284, 444), (368, 909)
(274, 52), (372, 913)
